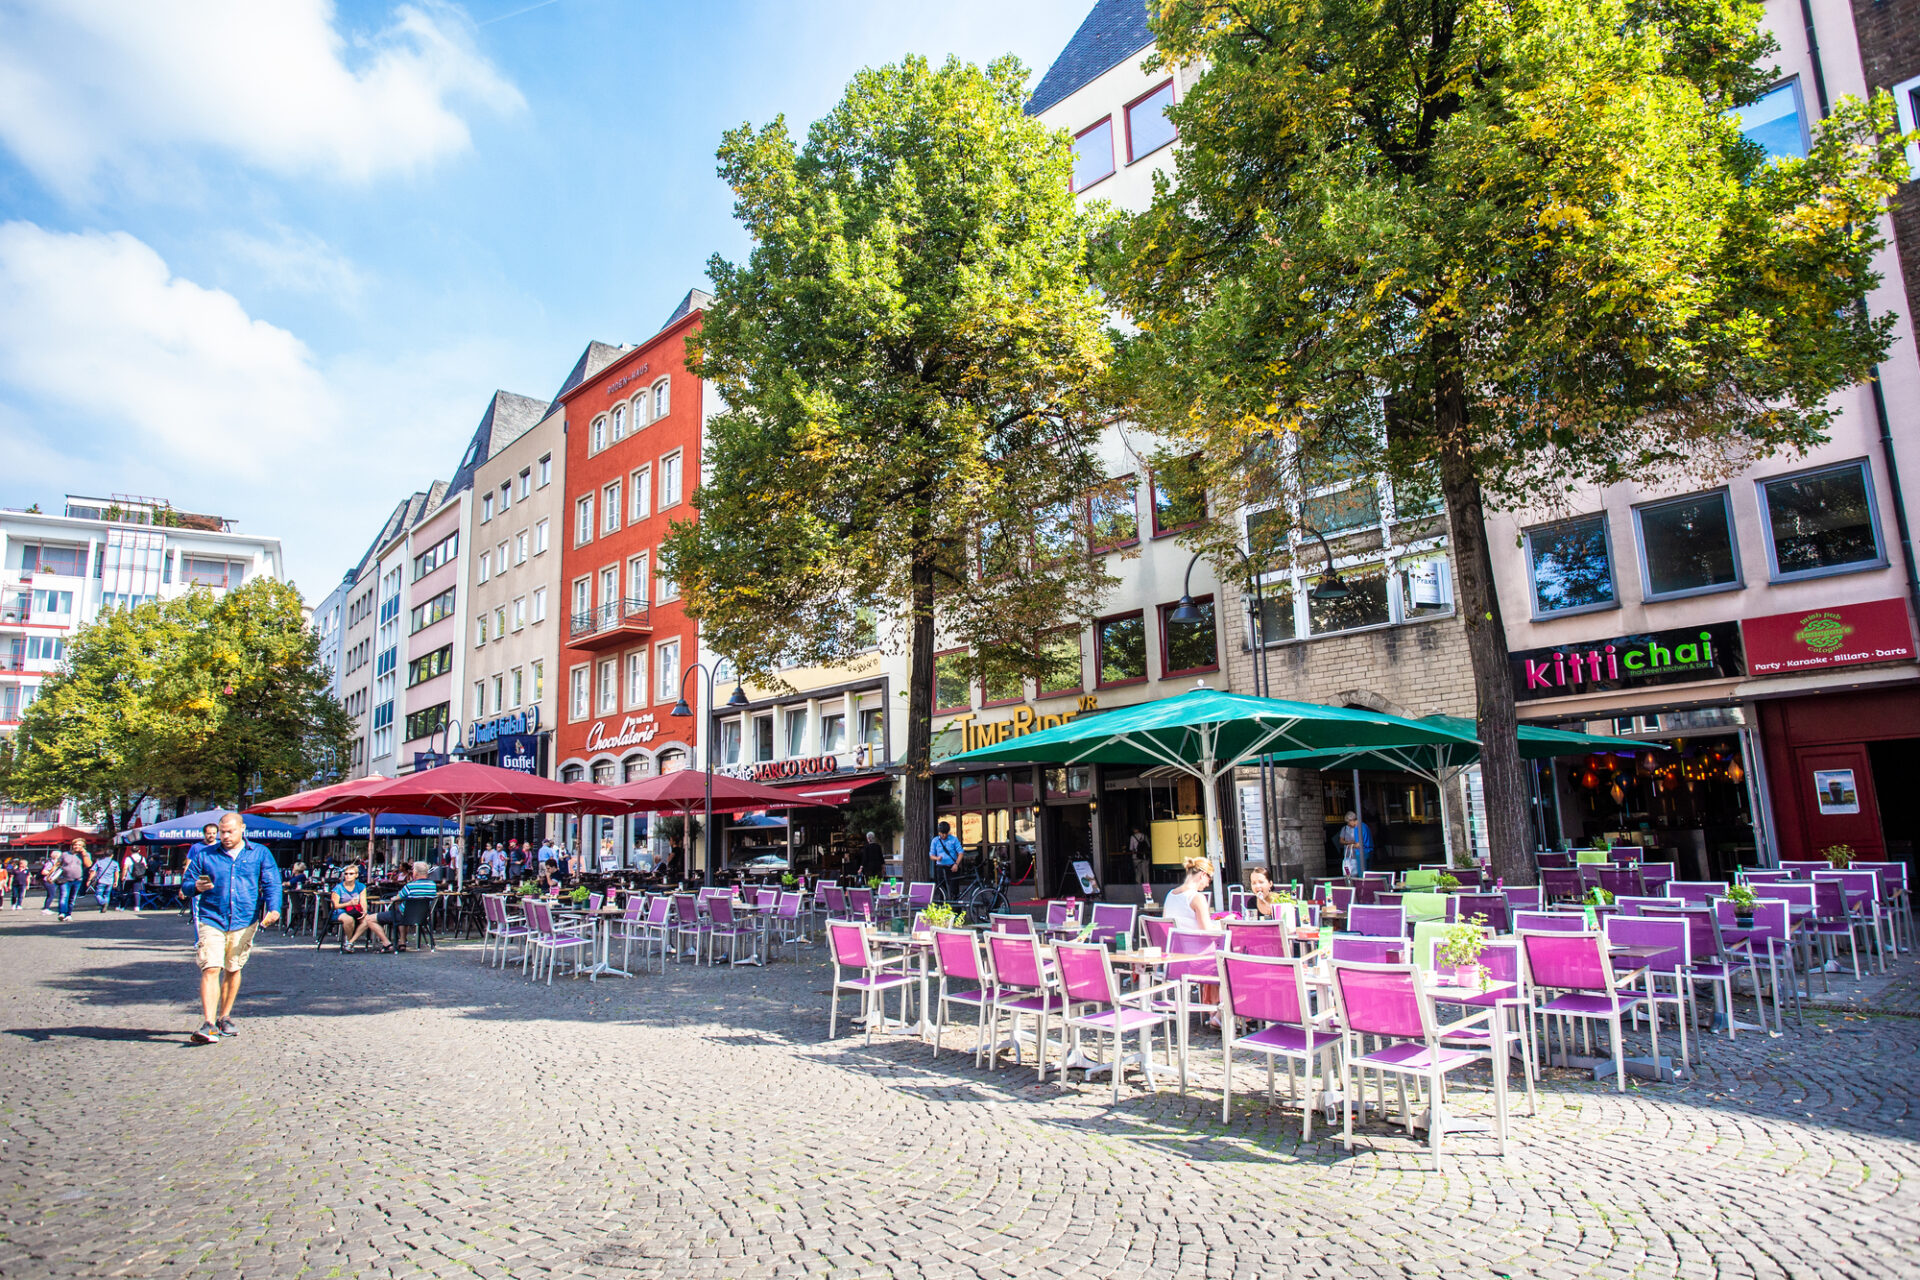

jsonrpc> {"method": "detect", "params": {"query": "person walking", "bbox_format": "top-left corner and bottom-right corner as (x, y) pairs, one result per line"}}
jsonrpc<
(927, 823), (961, 897)
(88, 851), (118, 912)
(184, 812), (283, 1045)
(9, 858), (30, 909)
(39, 852), (60, 913)
(1339, 810), (1372, 878)
(55, 841), (86, 921)
(122, 847), (148, 913)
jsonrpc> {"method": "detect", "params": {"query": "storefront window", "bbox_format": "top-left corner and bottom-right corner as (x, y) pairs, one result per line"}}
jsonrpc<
(1097, 613), (1147, 685)
(622, 754), (652, 783)
(1045, 766), (1092, 798)
(1636, 490), (1739, 597)
(1760, 461), (1881, 579)
(982, 667), (1022, 706)
(1159, 597), (1218, 675)
(1256, 583), (1297, 643)
(1308, 565), (1390, 635)
(1398, 553), (1451, 618)
(1527, 515), (1615, 615)
(959, 774), (982, 808)
(1301, 483), (1379, 535)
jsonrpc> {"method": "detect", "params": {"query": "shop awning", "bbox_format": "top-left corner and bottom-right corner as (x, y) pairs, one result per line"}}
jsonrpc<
(768, 774), (891, 806)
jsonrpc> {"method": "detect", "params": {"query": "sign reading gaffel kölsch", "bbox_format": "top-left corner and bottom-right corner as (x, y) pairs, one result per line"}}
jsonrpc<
(1509, 622), (1744, 702)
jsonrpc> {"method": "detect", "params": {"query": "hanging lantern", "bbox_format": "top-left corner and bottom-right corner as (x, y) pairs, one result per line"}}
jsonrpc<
(1638, 751), (1656, 775)
(1726, 759), (1745, 784)
(1609, 781), (1625, 805)
(1581, 769), (1600, 790)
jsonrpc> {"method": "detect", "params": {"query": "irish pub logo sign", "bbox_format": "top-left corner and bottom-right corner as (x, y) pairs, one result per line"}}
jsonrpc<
(1509, 622), (1743, 702)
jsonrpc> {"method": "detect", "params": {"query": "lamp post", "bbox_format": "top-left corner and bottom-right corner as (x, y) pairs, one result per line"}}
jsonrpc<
(422, 719), (465, 888)
(1170, 527), (1347, 887)
(670, 664), (749, 886)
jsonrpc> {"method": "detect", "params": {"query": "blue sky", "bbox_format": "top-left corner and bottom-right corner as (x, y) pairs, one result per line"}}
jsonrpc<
(0, 0), (1092, 598)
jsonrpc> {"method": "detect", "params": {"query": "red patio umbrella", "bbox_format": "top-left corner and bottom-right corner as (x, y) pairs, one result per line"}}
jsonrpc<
(597, 770), (804, 884)
(247, 777), (386, 816)
(13, 824), (100, 848)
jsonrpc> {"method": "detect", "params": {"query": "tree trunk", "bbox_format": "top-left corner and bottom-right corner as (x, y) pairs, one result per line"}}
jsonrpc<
(902, 554), (936, 883)
(1434, 373), (1536, 887)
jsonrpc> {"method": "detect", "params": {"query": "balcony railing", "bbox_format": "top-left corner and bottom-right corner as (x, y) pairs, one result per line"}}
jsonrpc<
(569, 597), (652, 642)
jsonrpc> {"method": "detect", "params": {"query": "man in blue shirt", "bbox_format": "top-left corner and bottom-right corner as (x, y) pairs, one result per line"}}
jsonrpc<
(929, 821), (964, 896)
(185, 813), (282, 1044)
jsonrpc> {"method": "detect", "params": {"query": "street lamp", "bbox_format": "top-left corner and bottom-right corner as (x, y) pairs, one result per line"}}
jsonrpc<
(670, 665), (749, 886)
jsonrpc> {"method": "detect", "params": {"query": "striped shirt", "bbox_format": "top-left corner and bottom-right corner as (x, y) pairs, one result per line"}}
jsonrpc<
(397, 878), (438, 900)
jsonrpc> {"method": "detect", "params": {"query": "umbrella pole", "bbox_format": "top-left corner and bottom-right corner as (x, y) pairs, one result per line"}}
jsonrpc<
(1437, 771), (1457, 869)
(1202, 752), (1226, 912)
(456, 805), (466, 893)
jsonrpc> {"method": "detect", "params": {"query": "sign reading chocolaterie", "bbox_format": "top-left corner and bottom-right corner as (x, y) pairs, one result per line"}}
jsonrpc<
(1509, 622), (1743, 702)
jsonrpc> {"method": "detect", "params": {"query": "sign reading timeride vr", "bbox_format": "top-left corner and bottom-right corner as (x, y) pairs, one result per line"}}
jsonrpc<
(1509, 623), (1744, 702)
(1741, 598), (1917, 676)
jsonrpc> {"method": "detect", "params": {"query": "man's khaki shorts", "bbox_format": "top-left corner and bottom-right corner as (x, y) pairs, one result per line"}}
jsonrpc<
(195, 924), (258, 973)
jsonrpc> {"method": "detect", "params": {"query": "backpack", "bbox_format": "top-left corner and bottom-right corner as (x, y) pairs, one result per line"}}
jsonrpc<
(128, 854), (148, 878)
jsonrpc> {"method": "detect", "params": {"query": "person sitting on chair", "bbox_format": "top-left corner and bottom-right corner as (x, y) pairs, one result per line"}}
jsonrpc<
(331, 865), (388, 953)
(375, 861), (438, 952)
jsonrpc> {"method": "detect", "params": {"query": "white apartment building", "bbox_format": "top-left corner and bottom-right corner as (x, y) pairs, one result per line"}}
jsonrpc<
(0, 495), (284, 836)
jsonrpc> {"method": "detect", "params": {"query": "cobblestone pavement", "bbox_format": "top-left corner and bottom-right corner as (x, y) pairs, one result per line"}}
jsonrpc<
(2, 910), (1918, 1280)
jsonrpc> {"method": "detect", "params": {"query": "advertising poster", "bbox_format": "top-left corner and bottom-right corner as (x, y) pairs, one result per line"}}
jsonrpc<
(1813, 769), (1859, 815)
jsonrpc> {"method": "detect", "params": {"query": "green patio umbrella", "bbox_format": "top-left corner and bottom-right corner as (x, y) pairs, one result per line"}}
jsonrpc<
(1262, 715), (1658, 863)
(943, 688), (1479, 905)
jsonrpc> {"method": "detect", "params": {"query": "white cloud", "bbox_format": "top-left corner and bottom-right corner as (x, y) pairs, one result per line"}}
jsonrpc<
(0, 0), (523, 196)
(217, 226), (371, 304)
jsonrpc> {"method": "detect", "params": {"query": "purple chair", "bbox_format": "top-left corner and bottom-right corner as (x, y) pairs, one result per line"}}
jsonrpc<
(1809, 876), (1874, 982)
(1860, 862), (1911, 953)
(1608, 847), (1641, 865)
(1327, 885), (1356, 915)
(1534, 851), (1573, 870)
(1576, 864), (1604, 896)
(1639, 862), (1675, 893)
(819, 883), (848, 922)
(1597, 866), (1644, 900)
(1219, 953), (1341, 1136)
(1158, 929), (1224, 1028)
(846, 887), (877, 923)
(671, 893), (710, 964)
(707, 895), (759, 967)
(630, 894), (674, 973)
(1372, 892), (1404, 908)
(1512, 910), (1586, 933)
(1518, 930), (1649, 1092)
(1347, 905), (1405, 939)
(521, 900), (591, 984)
(1540, 868), (1581, 903)
(1503, 886), (1543, 913)
(986, 931), (1068, 1079)
(1329, 962), (1508, 1169)
(1224, 919), (1286, 956)
(826, 920), (916, 1045)
(1330, 936), (1406, 964)
(1602, 913), (1693, 1068)
(1781, 860), (1831, 877)
(906, 881), (936, 912)
(1613, 895), (1668, 917)
(990, 912), (1035, 936)
(1090, 902), (1137, 950)
(480, 894), (531, 969)
(1817, 870), (1890, 972)
(1141, 915), (1175, 950)
(1740, 870), (1796, 885)
(1432, 939), (1537, 1114)
(1664, 881), (1729, 906)
(1055, 941), (1181, 1103)
(1641, 902), (1755, 1038)
(1043, 899), (1083, 935)
(931, 927), (996, 1064)
(1446, 892), (1509, 934)
(1714, 898), (1800, 1031)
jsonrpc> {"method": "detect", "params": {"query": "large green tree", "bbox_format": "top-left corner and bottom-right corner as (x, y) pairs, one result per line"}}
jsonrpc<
(1101, 0), (1909, 883)
(1, 579), (349, 829)
(662, 55), (1116, 878)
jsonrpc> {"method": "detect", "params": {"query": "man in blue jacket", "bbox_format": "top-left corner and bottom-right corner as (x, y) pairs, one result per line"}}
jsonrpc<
(185, 812), (282, 1045)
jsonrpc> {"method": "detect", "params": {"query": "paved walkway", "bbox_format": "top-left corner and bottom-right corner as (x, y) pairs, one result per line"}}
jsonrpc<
(2, 909), (1918, 1279)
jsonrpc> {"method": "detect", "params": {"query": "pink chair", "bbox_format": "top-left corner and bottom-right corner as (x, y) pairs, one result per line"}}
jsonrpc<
(825, 920), (916, 1045)
(846, 887), (876, 923)
(1714, 898), (1800, 1031)
(1862, 862), (1911, 952)
(479, 894), (531, 969)
(1601, 913), (1693, 1069)
(1141, 915), (1175, 950)
(818, 883), (848, 931)
(1539, 868), (1581, 902)
(990, 913), (1035, 936)
(1224, 919), (1286, 956)
(1817, 870), (1890, 972)
(1158, 929), (1223, 1030)
(1612, 895), (1667, 917)
(708, 896), (759, 967)
(1502, 886), (1543, 913)
(1809, 875), (1877, 981)
(986, 932), (1068, 1079)
(521, 900), (591, 985)
(1043, 899), (1083, 938)
(1534, 852), (1573, 870)
(1327, 884), (1356, 915)
(1518, 930), (1649, 1092)
(1218, 953), (1341, 1136)
(1780, 860), (1830, 877)
(671, 893), (710, 964)
(629, 895), (674, 973)
(1665, 881), (1729, 906)
(1090, 903), (1138, 949)
(1054, 941), (1182, 1103)
(931, 927), (997, 1064)
(1431, 938), (1538, 1114)
(1641, 901), (1756, 1038)
(1347, 904), (1405, 938)
(1329, 961), (1508, 1169)
(1639, 862), (1675, 893)
(1446, 892), (1510, 934)
(771, 890), (810, 960)
(1330, 936), (1405, 964)
(906, 881), (936, 913)
(1511, 911), (1585, 933)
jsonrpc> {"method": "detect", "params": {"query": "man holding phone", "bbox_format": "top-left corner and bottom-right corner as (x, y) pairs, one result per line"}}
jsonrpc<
(185, 813), (282, 1045)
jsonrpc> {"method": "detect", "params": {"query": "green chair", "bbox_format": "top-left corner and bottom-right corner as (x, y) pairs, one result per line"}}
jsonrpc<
(1410, 919), (1453, 971)
(1402, 869), (1441, 890)
(1574, 849), (1610, 865)
(1401, 891), (1447, 925)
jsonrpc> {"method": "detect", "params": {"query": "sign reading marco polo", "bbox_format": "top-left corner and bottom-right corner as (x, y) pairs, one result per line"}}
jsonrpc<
(1509, 623), (1743, 702)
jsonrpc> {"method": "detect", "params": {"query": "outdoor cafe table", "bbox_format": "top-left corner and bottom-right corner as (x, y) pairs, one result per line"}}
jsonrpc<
(868, 928), (935, 1037)
(553, 904), (630, 981)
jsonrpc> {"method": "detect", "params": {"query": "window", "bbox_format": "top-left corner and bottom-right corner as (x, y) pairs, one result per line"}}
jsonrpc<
(496, 542), (507, 574)
(1759, 460), (1883, 580)
(510, 667), (523, 707)
(538, 454), (552, 487)
(982, 666), (1022, 707)
(1736, 80), (1808, 162)
(1634, 490), (1741, 599)
(481, 493), (494, 523)
(1301, 482), (1380, 535)
(630, 466), (652, 521)
(600, 565), (618, 606)
(598, 659), (617, 714)
(977, 521), (1019, 580)
(572, 577), (590, 621)
(570, 665), (589, 719)
(532, 659), (544, 703)
(24, 636), (65, 662)
(1309, 564), (1392, 635)
(409, 589), (456, 633)
(475, 616), (488, 646)
(934, 650), (970, 713)
(660, 451), (683, 508)
(611, 404), (626, 441)
(1150, 456), (1206, 535)
(603, 482), (622, 534)
(512, 596), (526, 630)
(656, 639), (681, 704)
(1072, 117), (1114, 191)
(1526, 515), (1616, 616)
(531, 587), (547, 622)
(785, 708), (807, 756)
(493, 606), (506, 642)
(518, 468), (531, 499)
(1892, 74), (1920, 179)
(627, 649), (648, 706)
(652, 378), (670, 419)
(492, 675), (503, 714)
(407, 645), (452, 687)
(591, 416), (608, 453)
(1125, 79), (1176, 162)
(515, 531), (528, 564)
(1398, 554), (1452, 619)
(656, 564), (678, 603)
(1038, 629), (1082, 696)
(821, 711), (847, 754)
(1088, 476), (1139, 551)
(499, 481), (511, 513)
(719, 719), (742, 766)
(755, 715), (777, 762)
(628, 553), (649, 602)
(631, 393), (649, 428)
(1160, 598), (1218, 676)
(404, 702), (448, 742)
(474, 680), (488, 719)
(575, 496), (594, 545)
(412, 532), (457, 579)
(30, 590), (72, 614)
(534, 519), (549, 555)
(478, 551), (491, 583)
(1096, 613), (1147, 686)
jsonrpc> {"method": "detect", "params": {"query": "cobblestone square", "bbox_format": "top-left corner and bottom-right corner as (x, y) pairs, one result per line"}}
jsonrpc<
(3, 910), (1918, 1279)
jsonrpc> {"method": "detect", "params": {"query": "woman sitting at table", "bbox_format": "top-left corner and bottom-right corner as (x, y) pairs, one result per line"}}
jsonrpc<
(331, 866), (388, 953)
(1165, 857), (1222, 935)
(1244, 866), (1277, 918)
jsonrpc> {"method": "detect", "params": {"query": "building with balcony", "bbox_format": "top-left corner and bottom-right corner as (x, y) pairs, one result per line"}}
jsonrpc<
(0, 495), (283, 839)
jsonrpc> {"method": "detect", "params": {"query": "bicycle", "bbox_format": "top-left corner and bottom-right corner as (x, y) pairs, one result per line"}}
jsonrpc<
(947, 854), (1010, 926)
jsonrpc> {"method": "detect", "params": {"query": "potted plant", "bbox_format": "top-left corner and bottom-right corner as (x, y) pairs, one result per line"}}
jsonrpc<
(1435, 871), (1461, 894)
(1583, 886), (1614, 908)
(568, 885), (591, 906)
(1438, 919), (1488, 988)
(920, 902), (961, 932)
(1726, 883), (1757, 927)
(780, 872), (798, 888)
(1821, 843), (1855, 870)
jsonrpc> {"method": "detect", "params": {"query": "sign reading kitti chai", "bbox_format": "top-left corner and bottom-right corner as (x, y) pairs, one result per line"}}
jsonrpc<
(1509, 623), (1743, 702)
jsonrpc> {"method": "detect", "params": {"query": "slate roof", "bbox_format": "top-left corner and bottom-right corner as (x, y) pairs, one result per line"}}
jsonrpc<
(1026, 0), (1154, 117)
(543, 341), (629, 416)
(662, 288), (714, 329)
(446, 390), (547, 497)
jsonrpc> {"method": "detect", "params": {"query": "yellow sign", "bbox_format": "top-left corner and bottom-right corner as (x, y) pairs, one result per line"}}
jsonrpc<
(1150, 817), (1205, 867)
(941, 694), (1098, 755)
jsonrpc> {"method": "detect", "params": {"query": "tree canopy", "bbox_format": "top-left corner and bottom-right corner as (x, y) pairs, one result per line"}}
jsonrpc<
(1101, 0), (1909, 881)
(662, 55), (1117, 876)
(0, 579), (350, 831)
